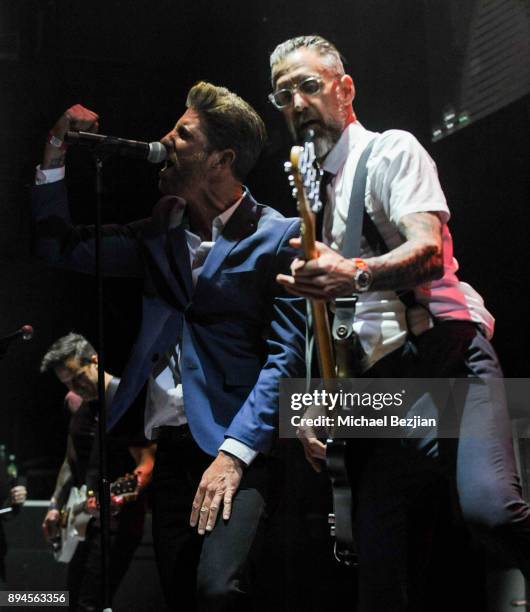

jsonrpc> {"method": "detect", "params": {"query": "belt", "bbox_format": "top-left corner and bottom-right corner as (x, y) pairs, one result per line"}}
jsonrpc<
(152, 424), (191, 442)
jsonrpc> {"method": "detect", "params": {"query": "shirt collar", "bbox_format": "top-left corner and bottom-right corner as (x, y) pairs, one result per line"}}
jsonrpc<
(212, 190), (246, 241)
(168, 188), (247, 240)
(321, 121), (368, 176)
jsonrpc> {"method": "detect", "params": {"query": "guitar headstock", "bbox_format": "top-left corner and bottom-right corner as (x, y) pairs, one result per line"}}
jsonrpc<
(285, 140), (323, 215)
(111, 474), (138, 496)
(110, 474), (139, 514)
(284, 140), (323, 260)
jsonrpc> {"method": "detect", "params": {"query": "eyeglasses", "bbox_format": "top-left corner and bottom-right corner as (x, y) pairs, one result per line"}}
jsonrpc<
(268, 76), (324, 110)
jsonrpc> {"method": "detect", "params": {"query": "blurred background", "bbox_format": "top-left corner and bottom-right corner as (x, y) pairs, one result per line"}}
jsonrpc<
(0, 0), (528, 609)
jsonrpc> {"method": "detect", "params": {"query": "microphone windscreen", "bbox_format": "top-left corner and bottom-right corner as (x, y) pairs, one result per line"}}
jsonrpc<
(21, 325), (34, 340)
(148, 142), (167, 164)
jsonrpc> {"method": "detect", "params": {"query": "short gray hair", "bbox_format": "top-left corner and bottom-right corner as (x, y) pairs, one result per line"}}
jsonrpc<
(40, 332), (96, 373)
(270, 35), (346, 85)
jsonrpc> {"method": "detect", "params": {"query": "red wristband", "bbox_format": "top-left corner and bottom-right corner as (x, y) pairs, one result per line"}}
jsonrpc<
(352, 257), (368, 270)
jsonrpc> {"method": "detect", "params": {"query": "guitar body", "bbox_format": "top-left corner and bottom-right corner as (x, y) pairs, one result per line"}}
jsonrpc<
(52, 474), (138, 563)
(53, 485), (92, 563)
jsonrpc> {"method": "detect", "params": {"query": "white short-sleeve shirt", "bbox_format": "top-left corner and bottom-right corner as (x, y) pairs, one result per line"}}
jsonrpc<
(321, 121), (494, 370)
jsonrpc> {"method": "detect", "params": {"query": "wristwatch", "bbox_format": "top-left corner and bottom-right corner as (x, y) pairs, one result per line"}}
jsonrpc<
(352, 258), (372, 292)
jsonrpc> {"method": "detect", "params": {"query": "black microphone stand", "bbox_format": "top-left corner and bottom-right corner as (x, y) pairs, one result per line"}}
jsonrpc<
(93, 150), (112, 612)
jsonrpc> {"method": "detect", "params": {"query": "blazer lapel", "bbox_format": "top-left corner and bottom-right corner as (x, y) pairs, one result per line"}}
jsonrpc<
(196, 193), (259, 286)
(167, 225), (194, 299)
(143, 196), (193, 308)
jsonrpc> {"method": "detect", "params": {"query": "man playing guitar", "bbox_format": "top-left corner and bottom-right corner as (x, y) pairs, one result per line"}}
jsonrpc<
(40, 333), (155, 611)
(269, 34), (530, 610)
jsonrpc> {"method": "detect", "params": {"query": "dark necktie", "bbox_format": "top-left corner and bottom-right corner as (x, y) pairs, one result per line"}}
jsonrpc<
(316, 170), (334, 242)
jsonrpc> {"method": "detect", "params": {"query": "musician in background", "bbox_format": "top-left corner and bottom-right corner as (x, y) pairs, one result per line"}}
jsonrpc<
(40, 332), (155, 612)
(269, 35), (530, 610)
(0, 452), (27, 589)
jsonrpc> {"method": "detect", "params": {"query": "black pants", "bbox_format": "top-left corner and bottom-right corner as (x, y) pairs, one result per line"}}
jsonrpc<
(67, 501), (145, 611)
(352, 321), (530, 611)
(151, 429), (274, 612)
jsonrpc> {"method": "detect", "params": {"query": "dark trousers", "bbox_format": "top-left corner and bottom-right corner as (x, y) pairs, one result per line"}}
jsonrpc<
(67, 501), (145, 611)
(151, 429), (274, 612)
(352, 321), (530, 611)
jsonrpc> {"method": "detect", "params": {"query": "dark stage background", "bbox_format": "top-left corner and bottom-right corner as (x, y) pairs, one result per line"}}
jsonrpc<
(0, 0), (528, 608)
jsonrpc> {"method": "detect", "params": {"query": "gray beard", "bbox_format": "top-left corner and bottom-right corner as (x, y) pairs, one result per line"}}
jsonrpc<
(290, 123), (342, 160)
(313, 131), (339, 159)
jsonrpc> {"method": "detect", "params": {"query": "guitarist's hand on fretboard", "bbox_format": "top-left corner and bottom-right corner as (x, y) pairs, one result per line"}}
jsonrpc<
(133, 460), (154, 493)
(42, 509), (60, 543)
(85, 495), (98, 516)
(277, 237), (357, 300)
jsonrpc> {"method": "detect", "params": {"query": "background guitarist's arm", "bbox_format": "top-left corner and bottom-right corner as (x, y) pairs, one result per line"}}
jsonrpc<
(129, 442), (156, 493)
(42, 452), (73, 542)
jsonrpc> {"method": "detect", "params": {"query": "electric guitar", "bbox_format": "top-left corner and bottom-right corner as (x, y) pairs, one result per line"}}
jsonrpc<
(51, 474), (138, 563)
(285, 141), (357, 566)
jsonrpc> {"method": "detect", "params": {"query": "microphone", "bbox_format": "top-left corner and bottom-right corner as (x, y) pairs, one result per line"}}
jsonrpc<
(0, 325), (34, 357)
(64, 131), (167, 164)
(0, 325), (34, 343)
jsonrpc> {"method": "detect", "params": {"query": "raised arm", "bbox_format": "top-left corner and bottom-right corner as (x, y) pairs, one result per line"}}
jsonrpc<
(32, 104), (145, 278)
(41, 104), (99, 171)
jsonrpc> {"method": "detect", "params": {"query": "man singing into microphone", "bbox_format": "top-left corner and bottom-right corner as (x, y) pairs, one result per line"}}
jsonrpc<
(31, 83), (305, 610)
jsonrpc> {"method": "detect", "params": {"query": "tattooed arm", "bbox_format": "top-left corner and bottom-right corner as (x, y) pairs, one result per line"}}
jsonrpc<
(276, 211), (443, 300)
(367, 211), (443, 291)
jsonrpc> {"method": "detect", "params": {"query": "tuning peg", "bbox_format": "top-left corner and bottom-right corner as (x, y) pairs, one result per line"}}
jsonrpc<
(291, 188), (298, 198)
(284, 162), (292, 172)
(288, 175), (295, 186)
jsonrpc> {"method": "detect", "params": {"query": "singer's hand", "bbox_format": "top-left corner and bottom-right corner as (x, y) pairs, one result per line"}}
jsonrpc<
(53, 104), (100, 139)
(42, 104), (99, 170)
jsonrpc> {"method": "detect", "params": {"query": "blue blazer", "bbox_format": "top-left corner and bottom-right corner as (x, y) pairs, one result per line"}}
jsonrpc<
(32, 182), (305, 456)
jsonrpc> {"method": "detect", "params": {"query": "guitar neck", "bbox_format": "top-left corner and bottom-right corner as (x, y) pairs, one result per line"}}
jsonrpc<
(311, 301), (335, 379)
(288, 143), (336, 380)
(302, 218), (336, 379)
